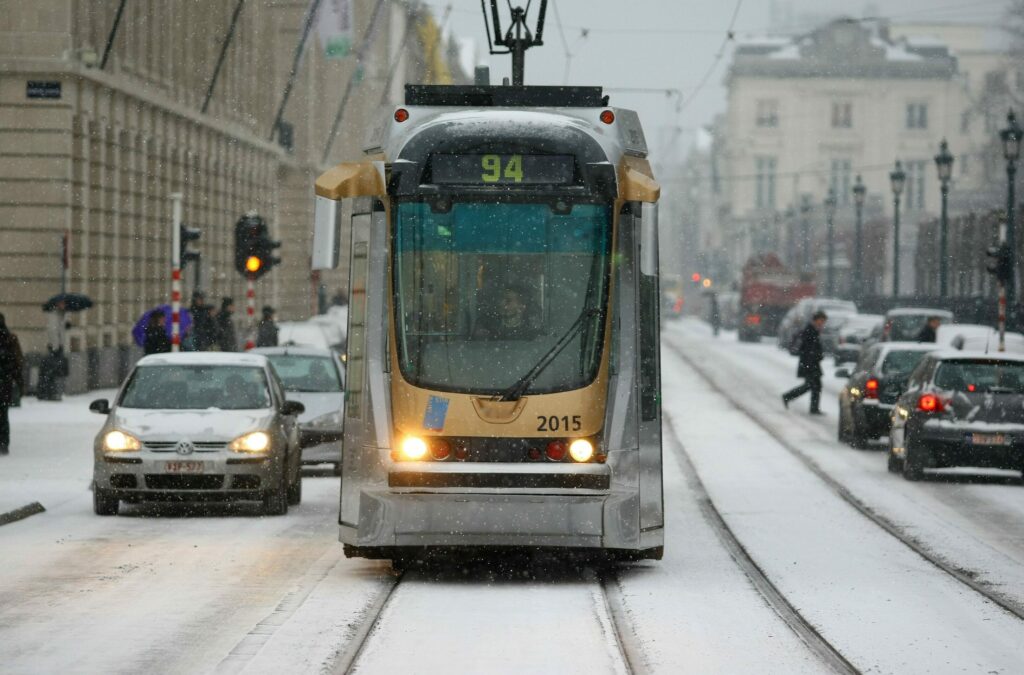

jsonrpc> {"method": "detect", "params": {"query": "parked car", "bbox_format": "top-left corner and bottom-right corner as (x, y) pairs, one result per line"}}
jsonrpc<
(778, 297), (858, 354)
(880, 307), (954, 342)
(254, 346), (345, 474)
(90, 352), (305, 516)
(277, 321), (334, 350)
(888, 351), (1024, 480)
(834, 313), (884, 365)
(836, 342), (935, 447)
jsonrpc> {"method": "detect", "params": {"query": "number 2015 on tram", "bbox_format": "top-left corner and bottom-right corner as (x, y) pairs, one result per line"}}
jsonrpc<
(312, 84), (664, 562)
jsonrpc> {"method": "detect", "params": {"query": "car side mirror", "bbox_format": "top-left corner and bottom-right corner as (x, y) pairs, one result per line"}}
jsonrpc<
(834, 368), (851, 379)
(89, 398), (110, 415)
(281, 400), (305, 416)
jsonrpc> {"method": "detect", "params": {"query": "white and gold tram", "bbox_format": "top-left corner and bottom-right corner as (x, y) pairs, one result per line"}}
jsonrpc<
(312, 84), (663, 561)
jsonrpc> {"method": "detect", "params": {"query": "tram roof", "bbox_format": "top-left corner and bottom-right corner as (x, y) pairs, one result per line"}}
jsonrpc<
(405, 85), (609, 109)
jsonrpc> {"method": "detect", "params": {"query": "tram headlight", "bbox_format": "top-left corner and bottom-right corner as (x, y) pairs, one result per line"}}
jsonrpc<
(568, 438), (595, 463)
(399, 436), (428, 461)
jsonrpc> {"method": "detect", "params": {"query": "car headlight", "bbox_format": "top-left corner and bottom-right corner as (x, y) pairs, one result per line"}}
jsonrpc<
(229, 431), (271, 453)
(306, 410), (344, 428)
(104, 430), (141, 452)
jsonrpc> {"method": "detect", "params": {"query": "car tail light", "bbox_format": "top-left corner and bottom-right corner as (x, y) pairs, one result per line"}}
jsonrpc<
(745, 314), (761, 326)
(865, 378), (879, 399)
(430, 439), (451, 461)
(917, 393), (944, 413)
(546, 440), (567, 461)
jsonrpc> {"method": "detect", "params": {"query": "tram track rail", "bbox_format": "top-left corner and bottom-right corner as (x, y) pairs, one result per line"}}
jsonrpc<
(662, 411), (859, 675)
(666, 337), (1024, 624)
(328, 570), (404, 674)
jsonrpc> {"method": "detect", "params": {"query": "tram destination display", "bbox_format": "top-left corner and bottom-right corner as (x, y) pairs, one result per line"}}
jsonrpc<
(431, 153), (575, 185)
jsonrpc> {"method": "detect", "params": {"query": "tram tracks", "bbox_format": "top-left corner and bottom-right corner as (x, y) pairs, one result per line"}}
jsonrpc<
(666, 337), (1024, 624)
(662, 412), (859, 675)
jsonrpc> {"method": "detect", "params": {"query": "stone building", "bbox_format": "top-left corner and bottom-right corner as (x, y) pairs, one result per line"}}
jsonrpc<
(715, 18), (1013, 296)
(0, 0), (466, 391)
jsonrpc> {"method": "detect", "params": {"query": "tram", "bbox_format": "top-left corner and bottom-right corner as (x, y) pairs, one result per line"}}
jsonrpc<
(312, 82), (663, 561)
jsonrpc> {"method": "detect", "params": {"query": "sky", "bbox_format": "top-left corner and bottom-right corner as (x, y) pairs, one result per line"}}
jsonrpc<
(425, 0), (1013, 166)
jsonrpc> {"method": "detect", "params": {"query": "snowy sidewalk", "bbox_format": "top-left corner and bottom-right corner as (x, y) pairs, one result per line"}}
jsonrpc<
(0, 390), (111, 519)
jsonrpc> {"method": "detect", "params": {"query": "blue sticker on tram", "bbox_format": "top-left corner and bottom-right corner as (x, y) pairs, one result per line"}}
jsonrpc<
(423, 396), (450, 431)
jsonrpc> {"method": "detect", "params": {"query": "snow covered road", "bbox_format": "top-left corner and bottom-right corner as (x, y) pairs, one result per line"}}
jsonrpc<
(3, 338), (1024, 673)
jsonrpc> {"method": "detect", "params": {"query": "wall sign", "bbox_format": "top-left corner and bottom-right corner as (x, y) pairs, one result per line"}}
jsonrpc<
(27, 81), (61, 99)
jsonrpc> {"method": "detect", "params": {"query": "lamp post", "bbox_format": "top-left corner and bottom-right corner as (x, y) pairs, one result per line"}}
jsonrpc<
(934, 139), (954, 297)
(889, 160), (906, 297)
(825, 188), (837, 296)
(800, 194), (812, 274)
(852, 174), (866, 300)
(1000, 109), (1022, 328)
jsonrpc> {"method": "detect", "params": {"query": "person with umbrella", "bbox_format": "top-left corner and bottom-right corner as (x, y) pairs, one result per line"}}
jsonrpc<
(143, 309), (172, 355)
(0, 312), (25, 455)
(131, 305), (191, 351)
(39, 292), (90, 401)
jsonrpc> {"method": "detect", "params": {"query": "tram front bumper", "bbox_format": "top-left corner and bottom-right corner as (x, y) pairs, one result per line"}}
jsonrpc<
(343, 463), (645, 549)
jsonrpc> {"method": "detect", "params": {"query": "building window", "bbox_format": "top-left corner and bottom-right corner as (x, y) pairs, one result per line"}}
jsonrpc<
(755, 156), (777, 209)
(904, 160), (927, 210)
(906, 102), (928, 129)
(756, 99), (779, 128)
(831, 101), (852, 128)
(829, 159), (852, 206)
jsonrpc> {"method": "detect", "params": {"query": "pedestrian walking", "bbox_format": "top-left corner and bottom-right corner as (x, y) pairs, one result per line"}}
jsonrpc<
(0, 313), (25, 455)
(188, 291), (217, 351)
(215, 297), (237, 352)
(143, 309), (172, 355)
(917, 315), (941, 343)
(256, 306), (279, 347)
(782, 310), (828, 415)
(708, 293), (721, 337)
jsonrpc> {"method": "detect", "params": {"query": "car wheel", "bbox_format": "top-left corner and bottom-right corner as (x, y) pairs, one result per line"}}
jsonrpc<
(93, 487), (120, 516)
(902, 437), (925, 481)
(287, 473), (302, 506)
(263, 474), (289, 516)
(838, 402), (849, 442)
(849, 409), (869, 449)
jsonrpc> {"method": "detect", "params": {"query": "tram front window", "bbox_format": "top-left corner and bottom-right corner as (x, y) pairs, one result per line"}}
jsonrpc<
(394, 201), (612, 396)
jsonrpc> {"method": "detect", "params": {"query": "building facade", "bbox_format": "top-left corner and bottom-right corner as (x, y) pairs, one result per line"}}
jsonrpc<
(0, 0), (465, 391)
(716, 18), (1014, 296)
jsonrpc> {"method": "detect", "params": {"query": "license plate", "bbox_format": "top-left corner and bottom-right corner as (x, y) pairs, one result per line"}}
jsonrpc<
(969, 433), (1009, 446)
(163, 461), (206, 474)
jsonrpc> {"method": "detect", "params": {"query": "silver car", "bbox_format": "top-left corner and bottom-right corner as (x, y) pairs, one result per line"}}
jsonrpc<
(90, 352), (305, 516)
(253, 346), (345, 474)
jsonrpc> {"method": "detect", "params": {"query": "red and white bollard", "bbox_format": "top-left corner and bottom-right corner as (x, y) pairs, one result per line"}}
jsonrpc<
(170, 193), (184, 352)
(244, 277), (256, 350)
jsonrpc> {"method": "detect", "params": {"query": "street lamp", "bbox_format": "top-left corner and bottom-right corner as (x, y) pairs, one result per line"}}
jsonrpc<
(934, 139), (954, 297)
(1000, 109), (1022, 328)
(852, 174), (866, 299)
(889, 160), (906, 297)
(800, 194), (812, 274)
(825, 188), (837, 297)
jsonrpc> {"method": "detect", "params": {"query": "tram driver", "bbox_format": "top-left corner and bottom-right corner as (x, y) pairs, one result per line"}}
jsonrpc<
(476, 284), (540, 340)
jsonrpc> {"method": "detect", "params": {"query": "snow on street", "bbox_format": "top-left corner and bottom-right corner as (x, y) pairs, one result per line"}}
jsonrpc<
(3, 332), (1024, 673)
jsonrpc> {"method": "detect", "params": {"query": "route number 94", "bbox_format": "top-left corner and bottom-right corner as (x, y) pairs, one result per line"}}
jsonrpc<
(481, 154), (523, 183)
(536, 415), (582, 432)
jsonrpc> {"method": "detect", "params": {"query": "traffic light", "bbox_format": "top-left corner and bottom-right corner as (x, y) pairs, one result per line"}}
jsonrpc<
(180, 225), (201, 267)
(234, 214), (281, 279)
(986, 243), (1012, 284)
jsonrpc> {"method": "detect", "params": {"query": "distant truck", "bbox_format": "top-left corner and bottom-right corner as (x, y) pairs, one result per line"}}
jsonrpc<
(738, 253), (816, 342)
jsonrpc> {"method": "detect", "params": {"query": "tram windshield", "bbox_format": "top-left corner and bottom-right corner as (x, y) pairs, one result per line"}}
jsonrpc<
(393, 201), (612, 395)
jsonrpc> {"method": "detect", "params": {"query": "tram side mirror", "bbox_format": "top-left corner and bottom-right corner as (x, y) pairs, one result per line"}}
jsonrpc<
(640, 202), (659, 276)
(312, 196), (341, 270)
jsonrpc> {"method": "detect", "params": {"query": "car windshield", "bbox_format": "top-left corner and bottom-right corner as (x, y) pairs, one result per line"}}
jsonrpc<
(119, 365), (272, 409)
(392, 200), (612, 395)
(889, 315), (930, 340)
(880, 350), (927, 376)
(267, 355), (343, 393)
(933, 360), (1024, 393)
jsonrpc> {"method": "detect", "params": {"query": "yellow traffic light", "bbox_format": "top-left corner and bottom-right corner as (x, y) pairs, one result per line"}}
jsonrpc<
(245, 256), (263, 273)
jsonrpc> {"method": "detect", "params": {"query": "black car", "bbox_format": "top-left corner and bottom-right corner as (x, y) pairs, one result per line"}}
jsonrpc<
(837, 342), (934, 447)
(888, 352), (1024, 480)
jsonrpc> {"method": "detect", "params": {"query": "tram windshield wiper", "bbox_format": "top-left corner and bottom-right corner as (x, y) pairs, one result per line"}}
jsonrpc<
(493, 306), (603, 402)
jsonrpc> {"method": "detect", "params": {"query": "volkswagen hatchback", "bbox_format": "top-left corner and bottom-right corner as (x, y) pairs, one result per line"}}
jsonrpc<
(90, 352), (305, 515)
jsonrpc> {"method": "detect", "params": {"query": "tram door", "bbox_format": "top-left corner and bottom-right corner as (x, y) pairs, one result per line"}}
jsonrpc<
(637, 202), (664, 533)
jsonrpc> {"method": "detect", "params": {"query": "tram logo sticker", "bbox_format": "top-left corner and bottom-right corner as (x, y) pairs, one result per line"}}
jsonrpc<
(423, 396), (450, 431)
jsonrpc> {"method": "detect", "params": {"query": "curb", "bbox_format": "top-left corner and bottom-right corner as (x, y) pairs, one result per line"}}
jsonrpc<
(0, 502), (46, 526)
